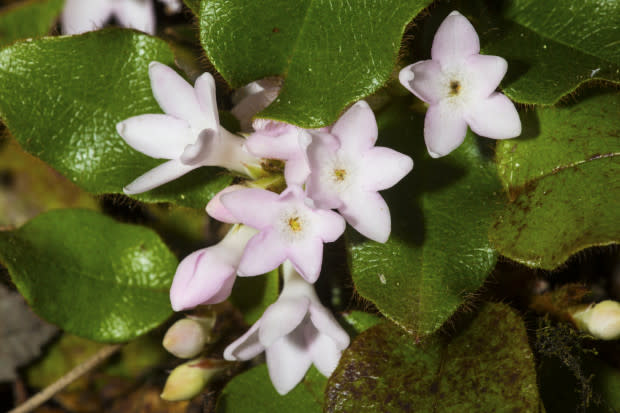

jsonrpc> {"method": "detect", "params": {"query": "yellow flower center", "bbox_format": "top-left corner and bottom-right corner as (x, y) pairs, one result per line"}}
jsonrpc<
(333, 168), (347, 182)
(288, 216), (302, 232)
(449, 80), (461, 96)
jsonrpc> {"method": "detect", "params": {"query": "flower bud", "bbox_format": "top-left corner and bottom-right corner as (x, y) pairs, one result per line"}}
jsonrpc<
(163, 316), (215, 359)
(160, 358), (227, 401)
(572, 300), (620, 340)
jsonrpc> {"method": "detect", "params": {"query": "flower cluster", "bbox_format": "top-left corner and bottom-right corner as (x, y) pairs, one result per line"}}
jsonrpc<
(116, 10), (520, 396)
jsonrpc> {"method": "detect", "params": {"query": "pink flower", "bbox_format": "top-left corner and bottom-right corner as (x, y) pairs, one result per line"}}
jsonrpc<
(170, 225), (257, 311)
(116, 62), (261, 195)
(224, 261), (350, 395)
(306, 101), (413, 243)
(399, 11), (521, 158)
(220, 185), (345, 282)
(230, 79), (281, 132)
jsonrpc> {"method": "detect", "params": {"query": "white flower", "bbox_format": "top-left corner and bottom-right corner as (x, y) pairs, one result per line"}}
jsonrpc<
(572, 300), (620, 340)
(230, 79), (281, 132)
(224, 261), (350, 395)
(116, 62), (261, 195)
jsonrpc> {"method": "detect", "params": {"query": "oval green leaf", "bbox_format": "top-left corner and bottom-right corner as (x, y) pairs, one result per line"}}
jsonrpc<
(325, 303), (541, 412)
(0, 30), (231, 209)
(491, 92), (620, 269)
(0, 209), (177, 342)
(199, 0), (432, 128)
(0, 0), (64, 47)
(348, 100), (501, 337)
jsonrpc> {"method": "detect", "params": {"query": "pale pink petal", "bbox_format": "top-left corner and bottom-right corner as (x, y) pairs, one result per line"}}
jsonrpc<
(61, 0), (112, 34)
(431, 11), (480, 65)
(309, 304), (350, 349)
(265, 328), (313, 395)
(245, 123), (303, 159)
(330, 101), (377, 153)
(194, 72), (220, 131)
(339, 191), (391, 243)
(423, 102), (468, 158)
(258, 297), (310, 346)
(287, 238), (324, 283)
(123, 159), (198, 195)
(220, 188), (280, 229)
(237, 230), (287, 277)
(148, 62), (206, 130)
(313, 209), (346, 243)
(113, 0), (156, 34)
(223, 322), (264, 361)
(231, 81), (280, 132)
(464, 92), (521, 139)
(284, 156), (311, 186)
(116, 114), (194, 159)
(361, 147), (413, 192)
(399, 60), (444, 104)
(179, 129), (217, 165)
(169, 249), (236, 311)
(305, 325), (342, 377)
(205, 185), (245, 223)
(465, 54), (508, 99)
(305, 133), (343, 209)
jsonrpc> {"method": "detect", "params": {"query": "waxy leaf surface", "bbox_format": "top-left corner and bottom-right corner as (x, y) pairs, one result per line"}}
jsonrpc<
(0, 209), (177, 342)
(348, 101), (501, 337)
(0, 0), (64, 47)
(491, 92), (620, 269)
(199, 0), (432, 127)
(0, 30), (231, 209)
(325, 303), (541, 412)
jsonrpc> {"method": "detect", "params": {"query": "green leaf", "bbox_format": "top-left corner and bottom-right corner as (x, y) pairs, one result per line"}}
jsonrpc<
(341, 311), (382, 337)
(0, 0), (64, 47)
(325, 303), (541, 412)
(491, 92), (620, 269)
(229, 268), (279, 325)
(217, 365), (326, 413)
(480, 0), (620, 104)
(183, 0), (200, 14)
(199, 0), (432, 128)
(348, 100), (501, 337)
(0, 30), (232, 209)
(0, 209), (177, 342)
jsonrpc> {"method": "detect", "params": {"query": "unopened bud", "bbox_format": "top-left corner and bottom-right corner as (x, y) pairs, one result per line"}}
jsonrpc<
(572, 300), (620, 340)
(163, 316), (215, 358)
(160, 358), (227, 401)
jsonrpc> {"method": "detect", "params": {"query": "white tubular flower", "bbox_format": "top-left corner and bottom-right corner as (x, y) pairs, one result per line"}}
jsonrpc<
(231, 79), (282, 132)
(572, 300), (620, 340)
(223, 261), (350, 395)
(61, 0), (155, 35)
(116, 62), (262, 195)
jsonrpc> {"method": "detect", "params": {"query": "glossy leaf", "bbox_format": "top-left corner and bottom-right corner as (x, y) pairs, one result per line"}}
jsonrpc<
(325, 303), (541, 412)
(0, 0), (64, 47)
(0, 30), (231, 209)
(0, 209), (177, 342)
(199, 0), (432, 127)
(491, 92), (620, 269)
(348, 100), (501, 337)
(229, 268), (279, 325)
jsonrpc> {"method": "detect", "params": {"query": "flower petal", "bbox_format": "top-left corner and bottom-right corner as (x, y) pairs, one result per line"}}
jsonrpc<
(123, 159), (198, 195)
(464, 92), (522, 139)
(231, 81), (281, 132)
(220, 188), (280, 229)
(313, 209), (346, 243)
(61, 0), (112, 34)
(399, 60), (444, 104)
(284, 156), (311, 186)
(361, 147), (413, 192)
(194, 72), (220, 131)
(205, 185), (246, 223)
(330, 101), (377, 153)
(305, 132), (344, 209)
(309, 303), (350, 349)
(169, 248), (236, 311)
(245, 122), (304, 160)
(237, 230), (287, 277)
(116, 114), (194, 159)
(179, 128), (217, 165)
(287, 237), (324, 283)
(304, 325), (343, 377)
(339, 191), (391, 243)
(265, 328), (313, 395)
(113, 0), (156, 34)
(423, 102), (468, 158)
(431, 11), (480, 66)
(258, 297), (310, 346)
(466, 54), (508, 99)
(223, 322), (264, 361)
(148, 62), (207, 130)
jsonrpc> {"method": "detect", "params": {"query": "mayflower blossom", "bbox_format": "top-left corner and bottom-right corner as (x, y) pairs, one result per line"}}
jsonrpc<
(224, 261), (350, 395)
(116, 62), (261, 194)
(169, 225), (257, 311)
(220, 185), (345, 283)
(230, 79), (282, 132)
(306, 101), (413, 243)
(61, 0), (182, 35)
(398, 11), (521, 158)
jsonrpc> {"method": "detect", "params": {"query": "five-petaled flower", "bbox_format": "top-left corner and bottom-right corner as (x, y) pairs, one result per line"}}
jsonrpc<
(223, 261), (350, 395)
(399, 11), (521, 158)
